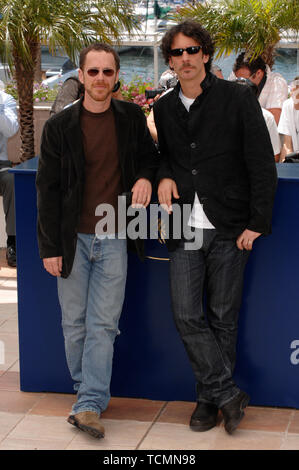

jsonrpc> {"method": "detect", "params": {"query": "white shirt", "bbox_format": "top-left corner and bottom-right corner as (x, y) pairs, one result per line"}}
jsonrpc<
(0, 91), (19, 164)
(179, 90), (215, 229)
(229, 65), (288, 110)
(277, 97), (299, 152)
(262, 108), (281, 156)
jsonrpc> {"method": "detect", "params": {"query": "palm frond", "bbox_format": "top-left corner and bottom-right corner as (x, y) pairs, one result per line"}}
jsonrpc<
(176, 0), (299, 63)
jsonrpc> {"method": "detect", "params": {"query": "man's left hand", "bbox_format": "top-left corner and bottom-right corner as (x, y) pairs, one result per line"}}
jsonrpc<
(236, 229), (261, 251)
(131, 178), (152, 208)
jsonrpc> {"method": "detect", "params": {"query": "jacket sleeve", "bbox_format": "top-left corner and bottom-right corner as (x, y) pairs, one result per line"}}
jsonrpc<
(36, 118), (63, 259)
(133, 105), (159, 184)
(50, 78), (82, 116)
(153, 99), (175, 183)
(240, 87), (278, 234)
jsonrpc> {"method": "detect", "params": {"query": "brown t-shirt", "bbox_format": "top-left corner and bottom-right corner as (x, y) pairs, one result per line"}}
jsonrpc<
(78, 105), (123, 234)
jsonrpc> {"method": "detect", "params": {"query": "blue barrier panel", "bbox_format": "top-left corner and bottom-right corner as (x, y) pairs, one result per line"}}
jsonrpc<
(11, 160), (299, 407)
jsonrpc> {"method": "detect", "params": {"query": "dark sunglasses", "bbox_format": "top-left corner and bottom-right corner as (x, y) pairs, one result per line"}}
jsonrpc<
(170, 46), (202, 57)
(87, 68), (115, 77)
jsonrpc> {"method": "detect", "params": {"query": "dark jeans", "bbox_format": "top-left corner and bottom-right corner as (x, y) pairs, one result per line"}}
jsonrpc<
(169, 229), (250, 408)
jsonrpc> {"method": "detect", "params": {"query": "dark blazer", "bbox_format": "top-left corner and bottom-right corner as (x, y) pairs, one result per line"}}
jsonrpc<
(153, 74), (278, 249)
(36, 98), (158, 278)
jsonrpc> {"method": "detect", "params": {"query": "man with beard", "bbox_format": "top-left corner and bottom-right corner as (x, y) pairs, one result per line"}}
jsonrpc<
(36, 43), (157, 439)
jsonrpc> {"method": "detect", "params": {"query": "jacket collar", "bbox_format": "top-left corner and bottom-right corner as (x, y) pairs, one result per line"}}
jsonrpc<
(173, 71), (216, 99)
(173, 72), (216, 120)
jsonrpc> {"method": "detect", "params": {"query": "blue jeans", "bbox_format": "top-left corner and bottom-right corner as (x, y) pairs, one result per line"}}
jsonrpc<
(57, 233), (127, 416)
(169, 229), (250, 408)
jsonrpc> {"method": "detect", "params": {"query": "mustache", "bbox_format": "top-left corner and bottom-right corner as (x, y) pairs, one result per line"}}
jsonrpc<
(92, 80), (108, 86)
(179, 63), (194, 69)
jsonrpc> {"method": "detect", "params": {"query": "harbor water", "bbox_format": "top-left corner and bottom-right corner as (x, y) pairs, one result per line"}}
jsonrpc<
(117, 46), (298, 84)
(0, 46), (297, 86)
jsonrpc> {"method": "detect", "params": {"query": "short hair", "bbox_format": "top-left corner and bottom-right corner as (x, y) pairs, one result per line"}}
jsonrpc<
(79, 43), (120, 71)
(161, 20), (215, 73)
(233, 52), (266, 75)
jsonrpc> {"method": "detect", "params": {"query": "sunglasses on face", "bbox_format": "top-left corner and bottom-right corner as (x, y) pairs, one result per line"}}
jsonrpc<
(87, 68), (115, 77)
(169, 46), (202, 57)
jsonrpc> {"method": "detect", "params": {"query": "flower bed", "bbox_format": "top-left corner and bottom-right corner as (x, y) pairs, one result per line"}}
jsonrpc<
(5, 81), (60, 103)
(5, 75), (154, 114)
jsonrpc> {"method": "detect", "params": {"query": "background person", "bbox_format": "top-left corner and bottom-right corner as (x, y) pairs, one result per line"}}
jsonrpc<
(277, 77), (299, 162)
(234, 77), (281, 161)
(0, 87), (19, 267)
(230, 52), (288, 125)
(50, 76), (84, 115)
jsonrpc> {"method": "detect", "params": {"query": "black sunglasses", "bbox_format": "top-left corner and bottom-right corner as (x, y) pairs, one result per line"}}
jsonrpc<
(87, 68), (115, 77)
(170, 46), (202, 57)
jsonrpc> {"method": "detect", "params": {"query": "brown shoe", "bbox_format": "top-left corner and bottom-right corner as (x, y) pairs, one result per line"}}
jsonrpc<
(67, 411), (105, 439)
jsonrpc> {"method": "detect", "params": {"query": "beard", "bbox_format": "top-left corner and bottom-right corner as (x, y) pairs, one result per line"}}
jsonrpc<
(85, 81), (114, 102)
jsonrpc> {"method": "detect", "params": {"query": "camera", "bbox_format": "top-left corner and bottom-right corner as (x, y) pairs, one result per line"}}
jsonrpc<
(145, 88), (165, 99)
(284, 151), (299, 163)
(166, 77), (178, 89)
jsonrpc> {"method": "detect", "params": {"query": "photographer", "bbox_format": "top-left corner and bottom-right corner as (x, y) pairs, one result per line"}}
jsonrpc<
(0, 86), (19, 267)
(278, 77), (299, 162)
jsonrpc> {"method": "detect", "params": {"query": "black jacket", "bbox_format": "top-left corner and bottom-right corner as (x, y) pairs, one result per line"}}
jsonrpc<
(153, 73), (277, 248)
(36, 98), (158, 278)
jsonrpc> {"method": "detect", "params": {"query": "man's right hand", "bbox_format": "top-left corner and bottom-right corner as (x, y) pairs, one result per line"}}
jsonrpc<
(157, 178), (180, 213)
(43, 256), (63, 277)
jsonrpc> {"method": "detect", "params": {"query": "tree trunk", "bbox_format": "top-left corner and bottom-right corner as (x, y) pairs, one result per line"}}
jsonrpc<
(261, 44), (276, 70)
(34, 44), (43, 82)
(13, 42), (39, 161)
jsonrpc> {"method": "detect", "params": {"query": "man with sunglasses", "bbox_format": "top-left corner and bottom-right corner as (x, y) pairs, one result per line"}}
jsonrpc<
(230, 52), (288, 125)
(36, 43), (157, 439)
(153, 21), (277, 434)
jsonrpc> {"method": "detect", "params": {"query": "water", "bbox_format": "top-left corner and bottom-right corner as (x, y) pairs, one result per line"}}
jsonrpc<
(0, 46), (297, 86)
(118, 47), (298, 84)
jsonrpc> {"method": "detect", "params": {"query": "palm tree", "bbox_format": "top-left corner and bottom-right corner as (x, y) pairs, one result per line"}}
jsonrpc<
(177, 0), (299, 68)
(0, 0), (136, 161)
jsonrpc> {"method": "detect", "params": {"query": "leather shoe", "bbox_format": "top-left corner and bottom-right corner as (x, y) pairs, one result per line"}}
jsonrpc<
(190, 402), (218, 432)
(67, 411), (105, 438)
(6, 245), (16, 267)
(220, 391), (250, 434)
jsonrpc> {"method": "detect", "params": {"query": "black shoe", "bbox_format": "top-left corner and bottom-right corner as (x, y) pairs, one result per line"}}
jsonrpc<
(190, 402), (219, 432)
(220, 391), (250, 434)
(6, 245), (16, 267)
